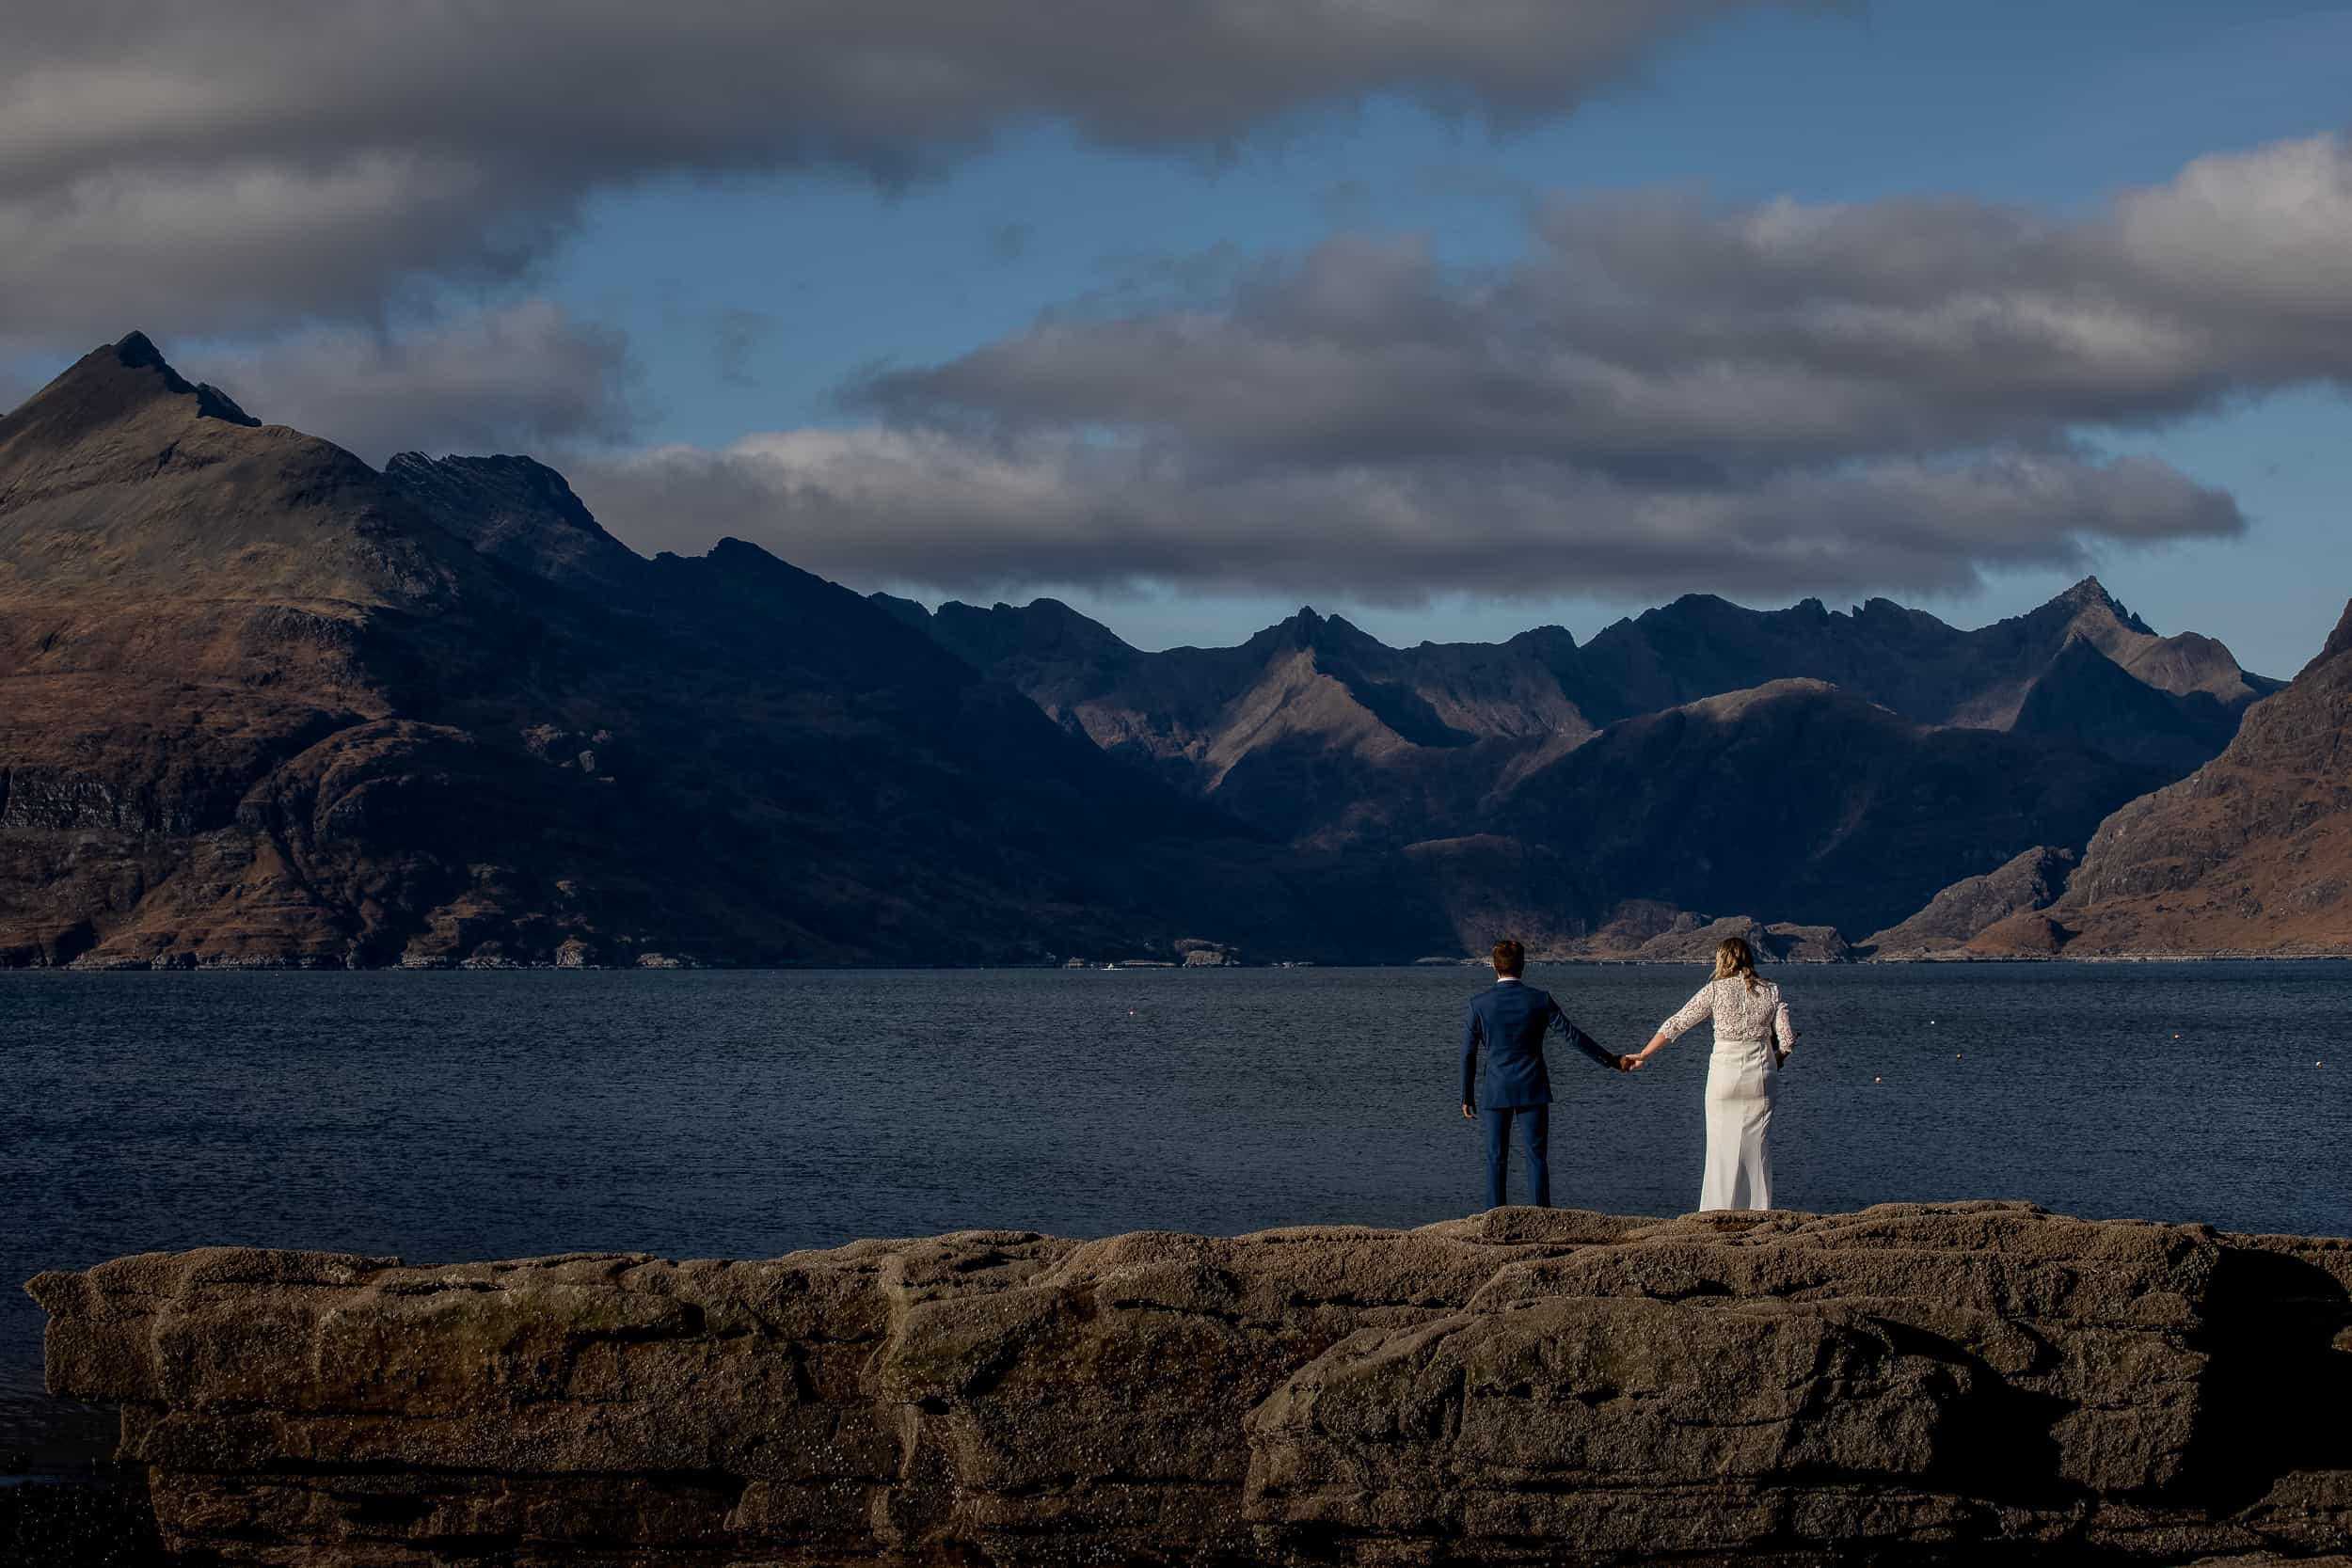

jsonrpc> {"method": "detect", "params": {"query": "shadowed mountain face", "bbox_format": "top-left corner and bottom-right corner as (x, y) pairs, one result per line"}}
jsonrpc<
(2009, 634), (2250, 774)
(0, 335), (2300, 965)
(884, 580), (2270, 887)
(1490, 681), (2164, 942)
(0, 336), (1313, 968)
(1560, 581), (2278, 729)
(1968, 599), (2352, 958)
(381, 451), (647, 598)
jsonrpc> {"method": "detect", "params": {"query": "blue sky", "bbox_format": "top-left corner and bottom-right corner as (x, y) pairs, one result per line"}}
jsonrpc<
(520, 0), (2351, 671)
(6, 0), (2347, 673)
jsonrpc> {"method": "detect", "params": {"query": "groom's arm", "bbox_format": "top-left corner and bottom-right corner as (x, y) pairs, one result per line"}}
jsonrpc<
(1460, 1003), (1483, 1110)
(1548, 1000), (1625, 1070)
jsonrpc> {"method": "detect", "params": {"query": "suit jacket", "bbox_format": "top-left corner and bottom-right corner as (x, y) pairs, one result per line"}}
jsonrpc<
(1461, 979), (1615, 1109)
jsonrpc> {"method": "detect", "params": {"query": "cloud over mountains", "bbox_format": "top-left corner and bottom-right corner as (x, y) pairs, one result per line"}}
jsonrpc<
(573, 135), (2352, 601)
(4, 5), (2346, 606)
(863, 135), (2352, 469)
(0, 0), (1804, 342)
(204, 303), (638, 465)
(574, 434), (2236, 606)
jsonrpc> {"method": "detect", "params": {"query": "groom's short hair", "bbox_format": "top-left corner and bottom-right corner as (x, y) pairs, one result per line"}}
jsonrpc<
(1491, 940), (1525, 976)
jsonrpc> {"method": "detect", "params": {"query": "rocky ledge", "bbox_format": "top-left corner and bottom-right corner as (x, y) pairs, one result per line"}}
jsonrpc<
(27, 1204), (2352, 1566)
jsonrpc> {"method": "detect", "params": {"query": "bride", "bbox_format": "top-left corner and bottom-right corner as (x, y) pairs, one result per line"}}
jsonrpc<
(1631, 936), (1797, 1212)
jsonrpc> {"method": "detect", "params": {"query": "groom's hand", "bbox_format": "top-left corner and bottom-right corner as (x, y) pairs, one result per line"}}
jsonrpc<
(1616, 1054), (1643, 1072)
(1461, 1102), (1476, 1120)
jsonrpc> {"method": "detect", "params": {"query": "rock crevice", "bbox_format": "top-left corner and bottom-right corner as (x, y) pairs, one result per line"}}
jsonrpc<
(28, 1204), (2352, 1564)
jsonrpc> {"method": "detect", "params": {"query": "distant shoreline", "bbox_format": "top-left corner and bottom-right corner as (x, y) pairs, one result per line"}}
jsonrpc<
(4, 953), (2347, 974)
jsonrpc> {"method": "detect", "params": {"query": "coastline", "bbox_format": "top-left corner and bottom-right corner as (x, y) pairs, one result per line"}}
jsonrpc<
(4, 950), (2347, 973)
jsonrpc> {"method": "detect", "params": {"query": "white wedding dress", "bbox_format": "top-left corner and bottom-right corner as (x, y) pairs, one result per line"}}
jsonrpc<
(1655, 976), (1796, 1212)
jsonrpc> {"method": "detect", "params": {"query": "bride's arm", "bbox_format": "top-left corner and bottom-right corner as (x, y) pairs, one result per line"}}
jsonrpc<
(1636, 984), (1712, 1064)
(1772, 997), (1796, 1065)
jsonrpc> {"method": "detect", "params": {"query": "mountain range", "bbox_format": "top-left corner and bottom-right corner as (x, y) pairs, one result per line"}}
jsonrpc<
(0, 335), (1261, 968)
(1, 333), (2343, 966)
(881, 578), (2271, 850)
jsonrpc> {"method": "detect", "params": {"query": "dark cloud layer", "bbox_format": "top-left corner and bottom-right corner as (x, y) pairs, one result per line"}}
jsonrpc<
(569, 137), (2352, 601)
(860, 135), (2352, 468)
(0, 0), (1805, 344)
(205, 302), (636, 465)
(7, 5), (2329, 607)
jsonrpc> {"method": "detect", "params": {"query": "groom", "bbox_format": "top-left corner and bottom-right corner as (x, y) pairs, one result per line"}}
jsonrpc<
(1460, 939), (1635, 1210)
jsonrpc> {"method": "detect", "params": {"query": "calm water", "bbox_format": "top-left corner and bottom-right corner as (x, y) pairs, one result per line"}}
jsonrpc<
(5, 963), (2350, 1433)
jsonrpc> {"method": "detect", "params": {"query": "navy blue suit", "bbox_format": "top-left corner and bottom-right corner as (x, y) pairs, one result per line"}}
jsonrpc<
(1461, 977), (1617, 1210)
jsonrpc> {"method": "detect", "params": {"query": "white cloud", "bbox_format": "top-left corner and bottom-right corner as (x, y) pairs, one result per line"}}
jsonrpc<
(567, 431), (2239, 604)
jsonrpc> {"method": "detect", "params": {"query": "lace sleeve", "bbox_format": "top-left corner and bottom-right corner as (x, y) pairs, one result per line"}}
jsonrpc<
(1658, 982), (1714, 1042)
(1773, 997), (1796, 1049)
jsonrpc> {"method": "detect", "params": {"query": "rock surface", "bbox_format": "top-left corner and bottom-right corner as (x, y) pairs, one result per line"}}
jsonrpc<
(30, 1204), (2352, 1565)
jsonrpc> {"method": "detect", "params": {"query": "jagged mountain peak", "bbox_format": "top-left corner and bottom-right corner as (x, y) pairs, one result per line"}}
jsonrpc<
(1265, 605), (1327, 642)
(2327, 598), (2352, 661)
(0, 332), (500, 614)
(920, 596), (1140, 662)
(707, 534), (804, 573)
(1850, 596), (1956, 632)
(1625, 590), (1869, 636)
(0, 330), (261, 457)
(1504, 623), (1578, 653)
(1643, 592), (1740, 621)
(1004, 595), (1095, 623)
(1248, 604), (1391, 657)
(2308, 598), (2352, 676)
(2048, 574), (2156, 635)
(106, 330), (259, 425)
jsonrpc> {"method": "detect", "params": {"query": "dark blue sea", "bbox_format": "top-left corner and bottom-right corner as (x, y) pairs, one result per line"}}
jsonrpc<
(6, 963), (2350, 1457)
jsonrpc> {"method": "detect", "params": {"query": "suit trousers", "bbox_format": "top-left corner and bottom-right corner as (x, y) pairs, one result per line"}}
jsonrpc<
(1479, 1103), (1550, 1210)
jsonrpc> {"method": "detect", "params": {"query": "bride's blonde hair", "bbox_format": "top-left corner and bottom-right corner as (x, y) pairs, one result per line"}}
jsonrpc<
(1714, 936), (1762, 993)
